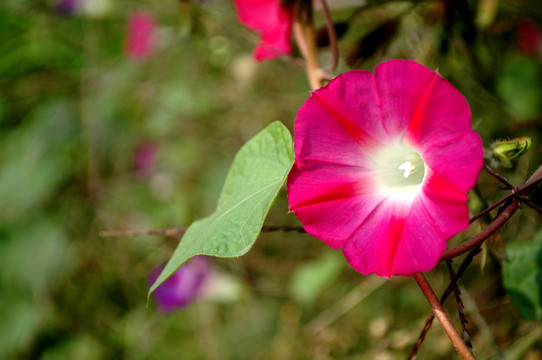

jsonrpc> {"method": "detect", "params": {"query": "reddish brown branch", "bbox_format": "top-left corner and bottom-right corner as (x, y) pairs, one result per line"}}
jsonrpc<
(408, 246), (482, 359)
(413, 273), (475, 360)
(441, 200), (519, 260)
(319, 0), (338, 71)
(443, 164), (542, 260)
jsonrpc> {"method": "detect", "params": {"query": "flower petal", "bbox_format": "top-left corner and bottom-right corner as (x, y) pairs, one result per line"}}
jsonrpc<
(342, 197), (412, 277)
(419, 169), (470, 237)
(294, 93), (379, 169)
(387, 213), (447, 276)
(423, 130), (484, 192)
(288, 165), (383, 249)
(310, 70), (392, 144)
(233, 0), (293, 61)
(402, 71), (473, 150)
(373, 59), (438, 141)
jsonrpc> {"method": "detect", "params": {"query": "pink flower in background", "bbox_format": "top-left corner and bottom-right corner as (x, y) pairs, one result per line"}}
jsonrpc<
(149, 256), (210, 312)
(233, 0), (294, 61)
(134, 142), (156, 177)
(287, 60), (483, 277)
(125, 11), (156, 60)
(517, 20), (542, 56)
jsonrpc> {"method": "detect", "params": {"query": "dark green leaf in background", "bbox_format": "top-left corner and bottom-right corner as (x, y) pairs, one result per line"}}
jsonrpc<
(503, 230), (542, 321)
(149, 121), (294, 296)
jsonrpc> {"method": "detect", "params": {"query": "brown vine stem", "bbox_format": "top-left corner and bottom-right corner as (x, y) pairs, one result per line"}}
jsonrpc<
(292, 21), (309, 61)
(319, 0), (338, 71)
(413, 273), (475, 360)
(408, 246), (482, 360)
(442, 163), (542, 261)
(469, 163), (540, 223)
(440, 200), (519, 261)
(293, 0), (323, 90)
(100, 228), (186, 238)
(99, 225), (306, 238)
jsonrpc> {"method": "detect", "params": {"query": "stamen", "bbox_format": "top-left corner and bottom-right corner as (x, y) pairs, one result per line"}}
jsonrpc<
(399, 161), (415, 178)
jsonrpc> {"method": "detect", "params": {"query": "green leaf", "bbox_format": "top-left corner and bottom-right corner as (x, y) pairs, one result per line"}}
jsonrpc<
(503, 230), (542, 320)
(149, 121), (294, 296)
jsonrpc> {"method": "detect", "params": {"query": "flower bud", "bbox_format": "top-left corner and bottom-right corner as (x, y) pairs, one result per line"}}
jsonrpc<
(489, 137), (533, 168)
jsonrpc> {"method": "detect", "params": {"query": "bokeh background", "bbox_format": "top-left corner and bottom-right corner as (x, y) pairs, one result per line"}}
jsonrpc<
(1, 0), (542, 359)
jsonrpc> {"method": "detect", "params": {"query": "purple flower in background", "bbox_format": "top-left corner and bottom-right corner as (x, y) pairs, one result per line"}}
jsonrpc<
(56, 0), (78, 15)
(134, 142), (156, 177)
(149, 256), (210, 312)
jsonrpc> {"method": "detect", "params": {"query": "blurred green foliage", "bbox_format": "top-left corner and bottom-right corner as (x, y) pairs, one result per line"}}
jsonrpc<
(0, 0), (541, 359)
(503, 229), (542, 321)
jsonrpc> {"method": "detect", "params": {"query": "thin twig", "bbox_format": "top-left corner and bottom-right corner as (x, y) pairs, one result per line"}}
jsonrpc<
(261, 225), (306, 233)
(522, 198), (542, 215)
(444, 164), (542, 260)
(441, 200), (518, 261)
(293, 0), (322, 90)
(470, 163), (542, 223)
(100, 225), (306, 238)
(99, 228), (187, 237)
(319, 0), (338, 71)
(468, 193), (514, 224)
(413, 273), (475, 360)
(407, 314), (434, 360)
(447, 260), (472, 350)
(483, 164), (512, 187)
(524, 164), (542, 187)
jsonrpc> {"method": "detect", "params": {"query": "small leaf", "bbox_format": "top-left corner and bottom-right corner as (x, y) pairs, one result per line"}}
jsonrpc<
(149, 121), (294, 296)
(503, 231), (542, 320)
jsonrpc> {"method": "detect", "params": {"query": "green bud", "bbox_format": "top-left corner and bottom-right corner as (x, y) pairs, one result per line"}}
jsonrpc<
(490, 137), (533, 168)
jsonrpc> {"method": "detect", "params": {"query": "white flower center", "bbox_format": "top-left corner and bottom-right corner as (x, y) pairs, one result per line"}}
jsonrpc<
(373, 145), (426, 199)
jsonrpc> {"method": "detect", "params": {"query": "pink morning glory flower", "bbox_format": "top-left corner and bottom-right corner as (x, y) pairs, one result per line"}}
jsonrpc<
(125, 11), (156, 61)
(134, 142), (156, 178)
(517, 20), (542, 56)
(233, 0), (294, 61)
(287, 59), (483, 278)
(149, 256), (210, 312)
